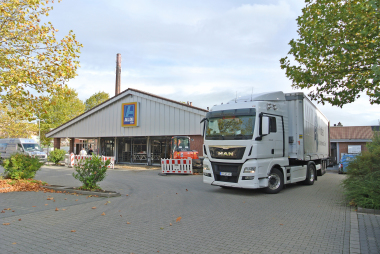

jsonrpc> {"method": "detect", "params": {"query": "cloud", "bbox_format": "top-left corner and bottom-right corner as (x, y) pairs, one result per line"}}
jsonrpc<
(44, 0), (379, 126)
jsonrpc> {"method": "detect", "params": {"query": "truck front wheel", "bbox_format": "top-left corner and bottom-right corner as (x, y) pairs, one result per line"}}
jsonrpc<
(304, 164), (315, 185)
(264, 168), (284, 194)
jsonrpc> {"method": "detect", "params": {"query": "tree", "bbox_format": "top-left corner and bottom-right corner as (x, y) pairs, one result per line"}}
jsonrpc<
(280, 0), (380, 107)
(84, 91), (110, 111)
(0, 105), (38, 138)
(38, 87), (85, 147)
(0, 0), (82, 119)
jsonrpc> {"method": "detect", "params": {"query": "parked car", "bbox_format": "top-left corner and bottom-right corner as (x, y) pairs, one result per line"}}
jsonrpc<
(338, 154), (358, 174)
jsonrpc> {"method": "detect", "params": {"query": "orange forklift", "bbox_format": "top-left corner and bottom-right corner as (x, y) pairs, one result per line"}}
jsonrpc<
(170, 136), (202, 169)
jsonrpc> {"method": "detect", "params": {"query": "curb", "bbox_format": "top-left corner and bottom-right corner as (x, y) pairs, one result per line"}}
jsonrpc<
(357, 207), (380, 215)
(44, 185), (121, 198)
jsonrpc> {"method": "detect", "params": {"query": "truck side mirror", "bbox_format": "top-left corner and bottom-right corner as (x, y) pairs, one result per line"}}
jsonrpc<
(255, 114), (270, 141)
(262, 116), (270, 135)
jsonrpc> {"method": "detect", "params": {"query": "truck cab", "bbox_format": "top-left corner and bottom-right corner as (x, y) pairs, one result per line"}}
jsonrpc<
(202, 91), (329, 193)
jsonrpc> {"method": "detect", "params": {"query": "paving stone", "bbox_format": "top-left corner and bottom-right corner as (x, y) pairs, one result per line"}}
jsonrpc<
(0, 165), (353, 253)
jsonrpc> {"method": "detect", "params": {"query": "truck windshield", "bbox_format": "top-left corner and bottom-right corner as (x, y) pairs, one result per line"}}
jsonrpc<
(22, 143), (42, 152)
(205, 115), (255, 140)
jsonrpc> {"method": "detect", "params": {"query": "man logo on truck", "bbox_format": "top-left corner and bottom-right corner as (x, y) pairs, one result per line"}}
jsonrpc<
(217, 151), (234, 156)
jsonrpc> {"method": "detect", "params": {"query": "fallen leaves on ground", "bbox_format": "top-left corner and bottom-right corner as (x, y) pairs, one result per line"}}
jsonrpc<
(71, 230), (76, 232)
(92, 207), (96, 209)
(3, 223), (10, 225)
(18, 219), (21, 221)
(169, 223), (172, 226)
(55, 208), (59, 211)
(75, 199), (78, 201)
(12, 242), (16, 244)
(126, 222), (130, 224)
(176, 217), (182, 223)
(0, 179), (56, 193)
(101, 212), (105, 216)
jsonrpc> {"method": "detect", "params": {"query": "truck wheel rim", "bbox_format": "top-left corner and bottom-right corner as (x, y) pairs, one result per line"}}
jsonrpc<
(268, 174), (280, 190)
(309, 168), (314, 181)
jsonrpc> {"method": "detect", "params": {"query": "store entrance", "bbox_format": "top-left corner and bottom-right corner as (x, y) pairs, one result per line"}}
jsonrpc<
(117, 137), (132, 163)
(131, 137), (147, 164)
(151, 137), (171, 164)
(100, 138), (115, 157)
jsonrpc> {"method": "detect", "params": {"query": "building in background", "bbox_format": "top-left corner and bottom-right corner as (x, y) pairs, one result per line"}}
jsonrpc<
(46, 88), (208, 165)
(330, 125), (379, 164)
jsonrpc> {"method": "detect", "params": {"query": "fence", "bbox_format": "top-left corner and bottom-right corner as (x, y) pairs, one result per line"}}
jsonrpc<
(161, 158), (193, 174)
(65, 153), (115, 169)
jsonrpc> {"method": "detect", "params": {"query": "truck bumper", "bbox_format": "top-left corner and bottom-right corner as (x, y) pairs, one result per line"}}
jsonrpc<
(202, 158), (267, 189)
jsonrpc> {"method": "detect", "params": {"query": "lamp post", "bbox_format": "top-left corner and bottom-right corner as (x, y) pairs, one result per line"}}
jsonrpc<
(36, 119), (40, 146)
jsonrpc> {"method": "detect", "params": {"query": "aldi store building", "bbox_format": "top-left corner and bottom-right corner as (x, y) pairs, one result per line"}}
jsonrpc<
(46, 88), (208, 165)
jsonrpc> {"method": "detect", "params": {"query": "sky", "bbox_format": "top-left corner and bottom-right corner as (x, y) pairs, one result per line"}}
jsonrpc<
(44, 0), (380, 127)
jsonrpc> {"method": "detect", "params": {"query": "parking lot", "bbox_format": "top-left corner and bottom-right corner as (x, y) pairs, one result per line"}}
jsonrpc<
(0, 166), (369, 253)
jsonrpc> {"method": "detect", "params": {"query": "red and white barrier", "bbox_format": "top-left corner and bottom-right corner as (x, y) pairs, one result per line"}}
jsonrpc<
(161, 158), (193, 174)
(64, 153), (75, 167)
(71, 155), (115, 169)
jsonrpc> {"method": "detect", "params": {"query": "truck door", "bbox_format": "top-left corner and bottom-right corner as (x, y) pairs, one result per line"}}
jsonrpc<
(272, 116), (284, 157)
(257, 115), (284, 158)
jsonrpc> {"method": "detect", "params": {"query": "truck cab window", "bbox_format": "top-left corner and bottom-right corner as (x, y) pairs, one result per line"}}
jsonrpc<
(269, 117), (277, 133)
(17, 143), (24, 152)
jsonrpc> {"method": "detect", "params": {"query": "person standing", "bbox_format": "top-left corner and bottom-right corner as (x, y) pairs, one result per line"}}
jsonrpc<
(80, 147), (87, 156)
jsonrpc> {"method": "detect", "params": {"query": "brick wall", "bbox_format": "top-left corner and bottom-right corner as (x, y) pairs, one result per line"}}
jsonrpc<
(188, 135), (204, 157)
(338, 142), (368, 154)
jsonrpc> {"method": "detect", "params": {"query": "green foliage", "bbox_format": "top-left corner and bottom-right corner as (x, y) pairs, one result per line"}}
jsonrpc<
(48, 149), (67, 165)
(72, 155), (110, 190)
(84, 91), (110, 111)
(280, 0), (380, 107)
(2, 153), (43, 180)
(0, 0), (82, 119)
(342, 132), (380, 209)
(39, 86), (85, 147)
(0, 105), (38, 139)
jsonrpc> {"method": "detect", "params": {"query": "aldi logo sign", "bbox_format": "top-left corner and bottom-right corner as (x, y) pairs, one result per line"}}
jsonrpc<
(122, 102), (139, 127)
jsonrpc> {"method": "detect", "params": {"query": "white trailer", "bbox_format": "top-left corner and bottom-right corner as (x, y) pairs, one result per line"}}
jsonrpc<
(202, 91), (329, 194)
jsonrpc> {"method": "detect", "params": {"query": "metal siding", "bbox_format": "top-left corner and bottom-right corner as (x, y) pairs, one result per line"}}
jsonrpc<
(48, 92), (207, 138)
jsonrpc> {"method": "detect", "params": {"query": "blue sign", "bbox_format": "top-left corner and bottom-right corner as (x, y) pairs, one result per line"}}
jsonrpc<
(122, 102), (138, 127)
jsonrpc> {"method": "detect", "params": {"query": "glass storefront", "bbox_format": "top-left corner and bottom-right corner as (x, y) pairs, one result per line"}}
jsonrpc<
(100, 138), (115, 157)
(115, 136), (170, 165)
(151, 137), (171, 164)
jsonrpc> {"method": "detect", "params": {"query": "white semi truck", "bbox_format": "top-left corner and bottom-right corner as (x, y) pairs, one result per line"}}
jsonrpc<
(201, 91), (329, 194)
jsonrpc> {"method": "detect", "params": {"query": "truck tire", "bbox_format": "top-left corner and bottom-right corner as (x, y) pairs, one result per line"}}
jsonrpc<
(317, 160), (327, 176)
(264, 168), (284, 194)
(304, 164), (315, 185)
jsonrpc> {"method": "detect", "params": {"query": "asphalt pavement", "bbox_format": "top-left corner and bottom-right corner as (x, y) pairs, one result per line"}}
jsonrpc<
(0, 165), (379, 253)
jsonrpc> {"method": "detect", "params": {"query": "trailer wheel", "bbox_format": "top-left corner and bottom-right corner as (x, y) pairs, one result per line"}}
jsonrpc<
(264, 168), (284, 194)
(317, 160), (327, 176)
(304, 164), (315, 185)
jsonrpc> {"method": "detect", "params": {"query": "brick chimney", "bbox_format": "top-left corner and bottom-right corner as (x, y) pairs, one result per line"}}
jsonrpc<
(115, 53), (121, 96)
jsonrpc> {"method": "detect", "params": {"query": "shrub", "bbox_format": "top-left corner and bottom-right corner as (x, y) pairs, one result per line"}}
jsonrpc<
(2, 153), (43, 180)
(342, 132), (380, 209)
(72, 155), (110, 190)
(48, 149), (67, 165)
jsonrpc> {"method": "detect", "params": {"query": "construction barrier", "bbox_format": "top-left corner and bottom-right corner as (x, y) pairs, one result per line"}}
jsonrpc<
(64, 153), (75, 167)
(161, 158), (193, 174)
(68, 155), (115, 169)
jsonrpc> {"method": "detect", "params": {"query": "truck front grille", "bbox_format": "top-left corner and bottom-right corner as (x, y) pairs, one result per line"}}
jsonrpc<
(211, 162), (243, 183)
(209, 146), (245, 160)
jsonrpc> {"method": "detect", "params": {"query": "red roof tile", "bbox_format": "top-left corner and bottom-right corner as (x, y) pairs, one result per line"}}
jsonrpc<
(330, 126), (373, 139)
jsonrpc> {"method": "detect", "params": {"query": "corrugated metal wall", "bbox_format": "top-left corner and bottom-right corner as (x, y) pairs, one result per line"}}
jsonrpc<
(50, 91), (206, 138)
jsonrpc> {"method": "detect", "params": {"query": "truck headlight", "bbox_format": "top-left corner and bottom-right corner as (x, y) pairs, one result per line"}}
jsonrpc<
(203, 164), (210, 171)
(243, 167), (256, 173)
